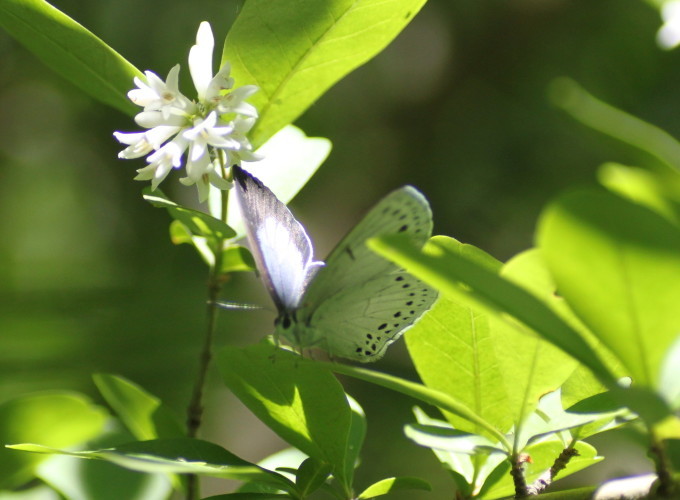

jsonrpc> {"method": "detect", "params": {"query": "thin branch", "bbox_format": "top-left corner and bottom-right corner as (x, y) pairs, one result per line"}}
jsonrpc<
(511, 453), (531, 498)
(527, 446), (580, 495)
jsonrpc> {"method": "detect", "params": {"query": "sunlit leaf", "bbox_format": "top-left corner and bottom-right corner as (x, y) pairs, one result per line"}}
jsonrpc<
(224, 0), (428, 147)
(219, 245), (256, 274)
(538, 189), (680, 388)
(143, 188), (236, 241)
(0, 0), (141, 114)
(93, 374), (184, 441)
(404, 238), (512, 437)
(367, 235), (617, 388)
(356, 476), (431, 498)
(217, 341), (354, 492)
(598, 162), (679, 223)
(408, 407), (505, 497)
(325, 362), (509, 448)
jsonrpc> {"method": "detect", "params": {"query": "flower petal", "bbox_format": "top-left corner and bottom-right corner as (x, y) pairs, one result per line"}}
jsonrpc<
(189, 21), (214, 101)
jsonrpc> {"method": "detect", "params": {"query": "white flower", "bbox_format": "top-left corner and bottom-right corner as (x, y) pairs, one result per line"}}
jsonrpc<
(114, 21), (259, 201)
(658, 1), (680, 49)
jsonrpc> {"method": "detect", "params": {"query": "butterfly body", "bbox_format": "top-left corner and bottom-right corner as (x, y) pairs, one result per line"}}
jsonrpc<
(232, 166), (437, 362)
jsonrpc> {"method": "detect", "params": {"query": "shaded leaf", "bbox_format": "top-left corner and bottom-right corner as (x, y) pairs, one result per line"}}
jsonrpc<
(0, 392), (107, 489)
(8, 438), (294, 490)
(549, 77), (680, 175)
(37, 425), (172, 500)
(295, 458), (332, 497)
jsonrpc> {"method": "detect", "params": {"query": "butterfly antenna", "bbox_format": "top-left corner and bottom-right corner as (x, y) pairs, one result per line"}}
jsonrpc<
(210, 300), (264, 311)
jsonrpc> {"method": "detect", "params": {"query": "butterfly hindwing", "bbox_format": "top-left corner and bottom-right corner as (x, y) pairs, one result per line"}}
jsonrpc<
(232, 166), (322, 311)
(285, 186), (437, 361)
(308, 269), (437, 361)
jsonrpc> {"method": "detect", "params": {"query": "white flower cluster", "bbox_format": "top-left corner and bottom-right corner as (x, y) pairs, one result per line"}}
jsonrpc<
(114, 22), (259, 201)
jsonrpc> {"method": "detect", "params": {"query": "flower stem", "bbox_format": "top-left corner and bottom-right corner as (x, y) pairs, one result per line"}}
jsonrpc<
(185, 155), (230, 500)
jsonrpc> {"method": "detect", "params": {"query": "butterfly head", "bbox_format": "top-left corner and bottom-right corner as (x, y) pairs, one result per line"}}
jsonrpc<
(274, 310), (320, 351)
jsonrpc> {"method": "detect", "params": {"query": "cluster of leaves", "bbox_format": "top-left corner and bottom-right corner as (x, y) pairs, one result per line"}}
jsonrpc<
(2, 1), (680, 500)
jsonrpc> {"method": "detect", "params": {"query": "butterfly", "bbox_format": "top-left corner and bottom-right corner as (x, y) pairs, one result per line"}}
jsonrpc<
(231, 165), (437, 362)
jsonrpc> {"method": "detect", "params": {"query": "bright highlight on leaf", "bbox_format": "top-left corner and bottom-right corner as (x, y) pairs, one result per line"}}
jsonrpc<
(0, 0), (142, 114)
(224, 0), (428, 148)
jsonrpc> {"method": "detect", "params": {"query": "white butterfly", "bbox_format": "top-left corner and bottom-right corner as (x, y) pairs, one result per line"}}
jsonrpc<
(232, 166), (437, 362)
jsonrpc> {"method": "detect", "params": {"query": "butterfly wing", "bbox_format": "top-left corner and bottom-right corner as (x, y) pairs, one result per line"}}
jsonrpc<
(232, 166), (322, 311)
(286, 186), (437, 361)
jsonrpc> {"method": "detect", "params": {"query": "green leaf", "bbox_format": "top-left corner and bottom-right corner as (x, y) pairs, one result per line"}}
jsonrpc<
(489, 250), (579, 432)
(168, 220), (217, 268)
(367, 234), (617, 387)
(224, 125), (331, 237)
(0, 0), (141, 114)
(404, 424), (503, 456)
(341, 395), (366, 488)
(0, 392), (107, 489)
(324, 361), (510, 449)
(598, 162), (680, 223)
(608, 386), (680, 439)
(357, 476), (431, 499)
(295, 458), (332, 497)
(37, 425), (172, 500)
(224, 0), (427, 147)
(237, 447), (306, 495)
(520, 390), (625, 447)
(143, 188), (236, 241)
(659, 334), (680, 410)
(404, 238), (513, 437)
(217, 341), (354, 492)
(220, 245), (256, 274)
(203, 494), (292, 499)
(7, 438), (294, 490)
(537, 188), (680, 388)
(549, 77), (680, 175)
(408, 407), (505, 497)
(93, 374), (184, 441)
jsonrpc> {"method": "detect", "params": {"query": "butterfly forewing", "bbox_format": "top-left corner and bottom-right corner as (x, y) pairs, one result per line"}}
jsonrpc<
(232, 166), (322, 311)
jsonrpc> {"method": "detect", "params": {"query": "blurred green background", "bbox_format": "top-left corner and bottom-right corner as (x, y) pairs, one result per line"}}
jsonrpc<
(1, 0), (677, 497)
